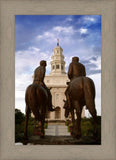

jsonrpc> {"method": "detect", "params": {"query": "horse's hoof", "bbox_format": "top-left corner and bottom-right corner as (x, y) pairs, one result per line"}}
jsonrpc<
(23, 136), (29, 145)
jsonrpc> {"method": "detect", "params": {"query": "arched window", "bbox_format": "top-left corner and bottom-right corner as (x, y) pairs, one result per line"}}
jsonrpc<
(61, 65), (63, 70)
(56, 64), (59, 69)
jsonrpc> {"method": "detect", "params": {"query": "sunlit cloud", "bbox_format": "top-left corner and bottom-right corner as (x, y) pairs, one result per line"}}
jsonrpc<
(84, 17), (95, 22)
(80, 28), (88, 34)
(37, 31), (55, 40)
(53, 26), (74, 34)
(65, 17), (73, 22)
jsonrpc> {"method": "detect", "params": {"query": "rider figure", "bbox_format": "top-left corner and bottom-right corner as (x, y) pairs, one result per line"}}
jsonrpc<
(65, 57), (86, 109)
(33, 60), (55, 111)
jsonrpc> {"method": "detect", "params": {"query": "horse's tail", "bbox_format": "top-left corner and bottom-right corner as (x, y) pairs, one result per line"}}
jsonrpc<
(83, 77), (97, 134)
(25, 84), (41, 120)
(83, 77), (96, 113)
(25, 84), (37, 105)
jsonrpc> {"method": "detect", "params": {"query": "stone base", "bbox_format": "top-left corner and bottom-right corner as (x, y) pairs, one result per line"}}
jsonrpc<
(20, 135), (101, 145)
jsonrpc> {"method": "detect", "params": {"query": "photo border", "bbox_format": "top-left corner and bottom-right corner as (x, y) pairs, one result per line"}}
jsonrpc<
(0, 0), (116, 160)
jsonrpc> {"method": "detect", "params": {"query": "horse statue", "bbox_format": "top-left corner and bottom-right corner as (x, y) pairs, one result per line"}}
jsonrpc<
(24, 83), (51, 139)
(63, 76), (97, 139)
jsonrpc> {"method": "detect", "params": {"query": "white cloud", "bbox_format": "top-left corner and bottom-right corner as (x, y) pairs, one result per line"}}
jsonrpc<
(28, 46), (40, 52)
(53, 26), (74, 34)
(15, 46), (51, 73)
(88, 73), (101, 115)
(15, 46), (52, 93)
(36, 26), (75, 42)
(85, 73), (101, 117)
(15, 46), (52, 112)
(77, 16), (96, 25)
(15, 96), (25, 113)
(89, 56), (101, 70)
(44, 31), (55, 38)
(15, 73), (32, 91)
(36, 25), (77, 46)
(37, 31), (55, 39)
(37, 35), (43, 40)
(84, 17), (95, 22)
(80, 28), (88, 34)
(65, 17), (73, 22)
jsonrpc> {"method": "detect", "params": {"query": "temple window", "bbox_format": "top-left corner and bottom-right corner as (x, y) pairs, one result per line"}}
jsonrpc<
(56, 64), (59, 69)
(61, 65), (63, 70)
(55, 107), (61, 119)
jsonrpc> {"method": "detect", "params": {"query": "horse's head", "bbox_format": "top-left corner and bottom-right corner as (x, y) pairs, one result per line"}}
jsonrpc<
(63, 99), (70, 118)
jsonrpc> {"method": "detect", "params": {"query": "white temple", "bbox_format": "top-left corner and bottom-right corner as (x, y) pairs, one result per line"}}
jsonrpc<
(44, 39), (85, 121)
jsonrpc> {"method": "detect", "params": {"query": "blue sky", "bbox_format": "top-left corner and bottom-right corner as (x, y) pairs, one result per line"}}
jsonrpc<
(15, 15), (101, 117)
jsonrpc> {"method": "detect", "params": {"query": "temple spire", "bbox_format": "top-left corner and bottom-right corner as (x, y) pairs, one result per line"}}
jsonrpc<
(50, 40), (66, 75)
(57, 38), (59, 46)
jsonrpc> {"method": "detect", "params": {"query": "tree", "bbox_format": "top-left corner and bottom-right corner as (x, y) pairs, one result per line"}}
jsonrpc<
(15, 109), (25, 124)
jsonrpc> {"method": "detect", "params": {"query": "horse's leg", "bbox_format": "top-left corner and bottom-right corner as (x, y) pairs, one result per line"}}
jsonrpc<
(87, 101), (97, 135)
(40, 106), (46, 138)
(71, 109), (75, 123)
(70, 109), (75, 137)
(40, 119), (44, 138)
(75, 107), (82, 138)
(73, 101), (82, 139)
(40, 115), (45, 138)
(24, 105), (30, 140)
(32, 109), (41, 121)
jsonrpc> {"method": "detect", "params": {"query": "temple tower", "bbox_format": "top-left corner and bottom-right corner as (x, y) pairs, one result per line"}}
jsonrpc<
(50, 39), (66, 75)
(44, 39), (85, 121)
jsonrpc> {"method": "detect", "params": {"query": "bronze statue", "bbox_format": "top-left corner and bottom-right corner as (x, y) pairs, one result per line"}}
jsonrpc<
(24, 83), (48, 139)
(33, 60), (55, 111)
(68, 57), (86, 80)
(63, 76), (97, 139)
(33, 60), (46, 85)
(24, 60), (55, 139)
(65, 57), (86, 109)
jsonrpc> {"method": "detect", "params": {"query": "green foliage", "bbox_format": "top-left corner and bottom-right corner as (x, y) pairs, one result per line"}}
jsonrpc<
(15, 123), (25, 142)
(65, 121), (68, 126)
(15, 109), (25, 124)
(15, 109), (48, 142)
(81, 120), (94, 136)
(44, 122), (48, 129)
(81, 116), (101, 136)
(66, 116), (101, 137)
(65, 120), (72, 126)
(27, 124), (34, 136)
(68, 122), (73, 132)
